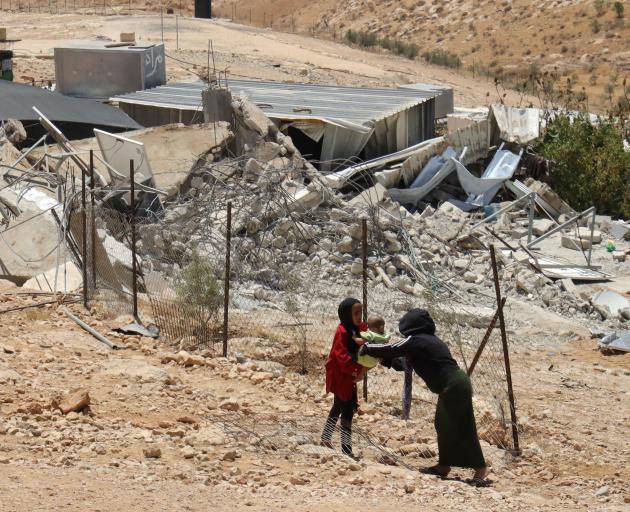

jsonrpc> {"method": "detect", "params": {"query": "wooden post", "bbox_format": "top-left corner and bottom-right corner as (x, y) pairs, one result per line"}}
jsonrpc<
(467, 297), (506, 377)
(222, 202), (232, 357)
(130, 159), (138, 320)
(490, 246), (521, 455)
(362, 218), (368, 401)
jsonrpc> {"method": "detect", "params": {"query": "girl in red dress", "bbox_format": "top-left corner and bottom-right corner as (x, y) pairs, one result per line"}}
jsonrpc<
(320, 297), (367, 457)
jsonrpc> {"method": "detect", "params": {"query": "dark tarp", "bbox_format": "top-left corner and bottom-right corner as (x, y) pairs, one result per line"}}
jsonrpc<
(0, 80), (142, 145)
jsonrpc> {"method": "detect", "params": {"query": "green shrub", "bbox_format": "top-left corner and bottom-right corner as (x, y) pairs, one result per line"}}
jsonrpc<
(594, 0), (606, 16)
(345, 29), (377, 48)
(536, 115), (630, 219)
(422, 49), (462, 69)
(176, 248), (223, 318)
(614, 1), (624, 18)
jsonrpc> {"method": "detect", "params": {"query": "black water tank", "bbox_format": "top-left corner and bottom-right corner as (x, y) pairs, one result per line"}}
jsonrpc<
(195, 0), (211, 18)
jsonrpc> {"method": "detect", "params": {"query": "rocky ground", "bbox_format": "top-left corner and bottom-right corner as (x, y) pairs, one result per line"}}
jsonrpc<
(0, 278), (629, 511)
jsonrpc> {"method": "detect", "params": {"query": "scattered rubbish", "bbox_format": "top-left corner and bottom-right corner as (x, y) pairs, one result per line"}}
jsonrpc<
(114, 322), (160, 339)
(63, 307), (119, 349)
(606, 240), (616, 253)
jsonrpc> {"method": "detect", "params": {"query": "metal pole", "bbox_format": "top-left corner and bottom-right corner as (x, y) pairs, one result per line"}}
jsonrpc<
(468, 297), (506, 377)
(222, 202), (232, 357)
(176, 15), (179, 50)
(490, 246), (520, 455)
(587, 209), (596, 266)
(160, 0), (164, 42)
(361, 218), (368, 401)
(526, 206), (596, 248)
(89, 150), (96, 290)
(527, 194), (535, 244)
(81, 167), (88, 309)
(130, 159), (138, 320)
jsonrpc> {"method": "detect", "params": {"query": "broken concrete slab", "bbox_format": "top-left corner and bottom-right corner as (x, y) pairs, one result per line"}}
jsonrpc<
(22, 261), (82, 293)
(532, 219), (555, 236)
(561, 235), (591, 251)
(592, 290), (630, 317)
(576, 227), (602, 244)
(524, 178), (575, 218)
(349, 183), (387, 208)
(610, 221), (630, 241)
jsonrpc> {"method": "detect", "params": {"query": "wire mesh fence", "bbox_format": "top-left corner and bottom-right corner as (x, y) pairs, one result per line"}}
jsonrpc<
(74, 152), (521, 460)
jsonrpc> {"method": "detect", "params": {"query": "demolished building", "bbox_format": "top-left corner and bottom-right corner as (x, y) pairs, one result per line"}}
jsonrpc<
(110, 80), (445, 172)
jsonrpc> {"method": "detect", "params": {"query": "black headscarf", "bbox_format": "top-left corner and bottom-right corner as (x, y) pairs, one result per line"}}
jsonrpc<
(338, 298), (361, 362)
(338, 297), (361, 337)
(399, 308), (436, 337)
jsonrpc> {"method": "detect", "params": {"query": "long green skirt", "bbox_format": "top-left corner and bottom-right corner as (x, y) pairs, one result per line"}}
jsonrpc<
(434, 369), (486, 469)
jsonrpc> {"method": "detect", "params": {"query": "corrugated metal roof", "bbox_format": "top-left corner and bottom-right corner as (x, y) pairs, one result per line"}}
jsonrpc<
(111, 80), (439, 130)
(0, 80), (141, 130)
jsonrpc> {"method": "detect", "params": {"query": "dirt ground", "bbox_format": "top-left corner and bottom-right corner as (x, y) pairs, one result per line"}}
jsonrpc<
(3, 12), (536, 108)
(0, 283), (629, 512)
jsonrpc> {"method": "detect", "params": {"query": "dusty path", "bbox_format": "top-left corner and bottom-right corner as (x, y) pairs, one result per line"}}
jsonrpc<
(0, 290), (628, 511)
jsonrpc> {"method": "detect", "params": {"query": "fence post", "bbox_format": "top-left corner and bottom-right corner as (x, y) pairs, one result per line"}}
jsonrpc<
(89, 150), (96, 290)
(468, 297), (506, 377)
(489, 245), (521, 455)
(81, 166), (88, 309)
(222, 202), (232, 357)
(130, 159), (139, 320)
(361, 218), (368, 401)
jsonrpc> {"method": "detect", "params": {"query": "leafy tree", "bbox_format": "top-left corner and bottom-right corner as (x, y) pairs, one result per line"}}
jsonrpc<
(537, 115), (630, 219)
(614, 1), (625, 18)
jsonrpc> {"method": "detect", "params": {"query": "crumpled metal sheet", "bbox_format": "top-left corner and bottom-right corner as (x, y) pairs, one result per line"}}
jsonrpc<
(491, 105), (540, 144)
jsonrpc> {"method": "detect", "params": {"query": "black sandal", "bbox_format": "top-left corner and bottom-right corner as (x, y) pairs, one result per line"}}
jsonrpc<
(419, 466), (449, 478)
(466, 477), (492, 488)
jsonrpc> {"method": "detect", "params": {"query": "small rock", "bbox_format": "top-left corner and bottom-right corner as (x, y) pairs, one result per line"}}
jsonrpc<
(26, 403), (43, 415)
(290, 476), (308, 485)
(143, 446), (162, 459)
(177, 415), (198, 425)
(222, 450), (238, 462)
(594, 485), (610, 497)
(218, 400), (240, 412)
(182, 446), (196, 459)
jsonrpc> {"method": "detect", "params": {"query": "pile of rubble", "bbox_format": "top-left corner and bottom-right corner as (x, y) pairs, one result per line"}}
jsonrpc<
(1, 88), (629, 352)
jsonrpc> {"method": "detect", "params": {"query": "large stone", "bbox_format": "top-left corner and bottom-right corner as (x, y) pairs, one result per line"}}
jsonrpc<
(337, 236), (354, 254)
(22, 261), (82, 293)
(55, 389), (90, 414)
(143, 446), (162, 459)
(561, 236), (590, 250)
(255, 142), (281, 162)
(532, 219), (555, 236)
(349, 183), (387, 207)
(576, 227), (602, 244)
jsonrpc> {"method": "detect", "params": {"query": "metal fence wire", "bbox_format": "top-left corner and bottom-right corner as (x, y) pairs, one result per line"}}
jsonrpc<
(76, 151), (520, 457)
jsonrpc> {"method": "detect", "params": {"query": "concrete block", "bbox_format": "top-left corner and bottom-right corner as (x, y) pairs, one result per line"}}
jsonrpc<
(120, 32), (135, 43)
(532, 219), (555, 236)
(576, 227), (602, 243)
(561, 236), (590, 250)
(349, 183), (387, 207)
(612, 251), (626, 263)
(22, 261), (82, 293)
(610, 222), (630, 241)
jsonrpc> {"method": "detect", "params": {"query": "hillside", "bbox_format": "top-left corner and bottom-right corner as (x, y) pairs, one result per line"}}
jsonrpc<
(213, 0), (630, 112)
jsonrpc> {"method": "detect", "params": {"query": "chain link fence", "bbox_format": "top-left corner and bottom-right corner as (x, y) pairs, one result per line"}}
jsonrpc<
(72, 150), (520, 461)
